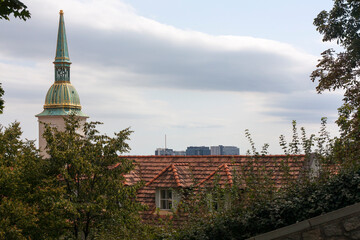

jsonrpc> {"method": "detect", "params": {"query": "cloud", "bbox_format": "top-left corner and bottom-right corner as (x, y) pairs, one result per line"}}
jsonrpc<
(263, 91), (343, 122)
(0, 0), (318, 95)
(171, 123), (224, 129)
(0, 0), (341, 155)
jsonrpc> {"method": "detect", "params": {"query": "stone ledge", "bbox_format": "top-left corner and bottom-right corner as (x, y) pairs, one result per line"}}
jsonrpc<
(309, 203), (360, 227)
(247, 202), (360, 240)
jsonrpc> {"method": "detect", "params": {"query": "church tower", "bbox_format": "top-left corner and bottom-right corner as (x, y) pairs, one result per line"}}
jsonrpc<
(36, 10), (88, 155)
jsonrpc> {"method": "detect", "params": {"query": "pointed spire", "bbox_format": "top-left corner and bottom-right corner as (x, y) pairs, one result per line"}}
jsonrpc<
(36, 10), (87, 118)
(54, 10), (71, 64)
(54, 10), (71, 82)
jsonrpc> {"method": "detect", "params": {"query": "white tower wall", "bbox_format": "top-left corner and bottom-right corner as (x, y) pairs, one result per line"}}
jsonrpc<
(38, 115), (87, 157)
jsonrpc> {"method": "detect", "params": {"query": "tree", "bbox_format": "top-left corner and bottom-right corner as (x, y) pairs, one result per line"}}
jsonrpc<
(0, 122), (68, 239)
(0, 118), (154, 239)
(311, 0), (360, 164)
(0, 0), (30, 21)
(43, 116), (147, 239)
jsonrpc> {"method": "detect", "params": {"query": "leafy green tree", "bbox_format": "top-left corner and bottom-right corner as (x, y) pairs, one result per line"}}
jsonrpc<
(311, 0), (360, 165)
(43, 116), (147, 239)
(0, 118), (152, 239)
(0, 0), (30, 21)
(0, 122), (68, 239)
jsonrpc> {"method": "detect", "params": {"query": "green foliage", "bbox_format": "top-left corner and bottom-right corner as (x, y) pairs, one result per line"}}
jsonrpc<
(279, 120), (319, 156)
(0, 118), (154, 239)
(279, 119), (336, 179)
(244, 129), (270, 156)
(0, 122), (68, 239)
(170, 167), (360, 240)
(43, 115), (147, 239)
(311, 0), (360, 165)
(0, 0), (30, 21)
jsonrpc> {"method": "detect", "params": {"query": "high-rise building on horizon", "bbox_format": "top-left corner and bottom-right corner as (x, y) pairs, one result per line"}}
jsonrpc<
(186, 146), (211, 156)
(155, 145), (240, 156)
(173, 151), (186, 156)
(154, 148), (186, 156)
(155, 148), (174, 156)
(211, 145), (240, 155)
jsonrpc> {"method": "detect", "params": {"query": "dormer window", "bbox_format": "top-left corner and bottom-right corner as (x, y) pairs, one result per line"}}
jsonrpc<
(207, 192), (232, 212)
(155, 188), (180, 211)
(146, 164), (190, 214)
(160, 189), (172, 210)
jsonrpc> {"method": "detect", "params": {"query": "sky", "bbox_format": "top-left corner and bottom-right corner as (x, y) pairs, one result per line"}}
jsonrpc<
(0, 0), (343, 155)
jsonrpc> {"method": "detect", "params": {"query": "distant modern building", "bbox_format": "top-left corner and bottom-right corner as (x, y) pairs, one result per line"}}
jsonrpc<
(223, 146), (240, 155)
(155, 148), (174, 156)
(211, 146), (222, 155)
(211, 145), (240, 155)
(173, 151), (186, 156)
(186, 146), (211, 156)
(156, 146), (239, 156)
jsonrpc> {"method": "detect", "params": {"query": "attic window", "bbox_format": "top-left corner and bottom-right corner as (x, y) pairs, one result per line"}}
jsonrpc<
(207, 192), (231, 212)
(160, 189), (172, 210)
(155, 188), (181, 211)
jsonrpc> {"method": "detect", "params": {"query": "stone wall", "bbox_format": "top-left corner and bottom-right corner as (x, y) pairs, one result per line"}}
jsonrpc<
(248, 202), (360, 240)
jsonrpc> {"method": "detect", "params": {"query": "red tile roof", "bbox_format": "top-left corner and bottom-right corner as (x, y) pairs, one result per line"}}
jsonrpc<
(198, 163), (233, 187)
(120, 155), (308, 223)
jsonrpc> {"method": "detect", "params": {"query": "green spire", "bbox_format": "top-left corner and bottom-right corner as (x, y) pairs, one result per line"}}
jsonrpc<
(53, 10), (71, 83)
(54, 10), (71, 65)
(36, 10), (87, 117)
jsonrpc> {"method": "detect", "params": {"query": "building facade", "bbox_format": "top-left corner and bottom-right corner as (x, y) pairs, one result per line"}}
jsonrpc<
(36, 10), (88, 156)
(173, 150), (186, 156)
(211, 145), (240, 155)
(155, 148), (186, 156)
(155, 148), (174, 156)
(223, 146), (240, 155)
(186, 146), (211, 156)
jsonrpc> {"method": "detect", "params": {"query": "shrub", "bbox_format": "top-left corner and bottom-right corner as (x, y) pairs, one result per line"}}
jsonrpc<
(171, 167), (360, 240)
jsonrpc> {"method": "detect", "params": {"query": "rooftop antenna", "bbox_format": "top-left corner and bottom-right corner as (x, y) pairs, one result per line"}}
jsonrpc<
(165, 134), (167, 155)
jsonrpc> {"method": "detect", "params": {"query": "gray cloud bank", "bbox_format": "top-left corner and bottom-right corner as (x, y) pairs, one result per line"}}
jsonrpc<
(265, 91), (343, 122)
(0, 0), (341, 128)
(0, 0), (317, 94)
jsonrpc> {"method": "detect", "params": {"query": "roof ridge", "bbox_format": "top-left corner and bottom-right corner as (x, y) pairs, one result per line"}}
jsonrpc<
(173, 162), (189, 166)
(224, 164), (233, 186)
(145, 164), (172, 187)
(171, 164), (182, 187)
(198, 163), (226, 186)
